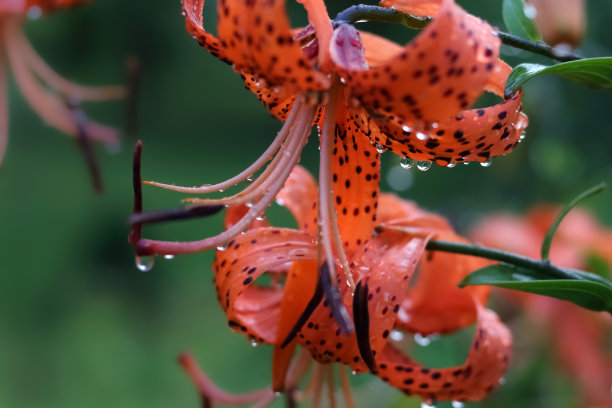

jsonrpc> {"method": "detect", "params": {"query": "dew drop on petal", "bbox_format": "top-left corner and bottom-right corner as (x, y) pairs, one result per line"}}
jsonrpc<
(446, 162), (456, 168)
(246, 174), (254, 182)
(416, 161), (432, 171)
(256, 215), (265, 221)
(400, 156), (414, 169)
(250, 340), (259, 347)
(402, 125), (412, 133)
(451, 401), (464, 408)
(416, 132), (428, 141)
(216, 244), (227, 251)
(135, 255), (155, 272)
(375, 144), (386, 154)
(390, 330), (404, 341)
(163, 254), (175, 260)
(275, 198), (285, 206)
(421, 400), (436, 408)
(499, 377), (506, 385)
(480, 158), (493, 167)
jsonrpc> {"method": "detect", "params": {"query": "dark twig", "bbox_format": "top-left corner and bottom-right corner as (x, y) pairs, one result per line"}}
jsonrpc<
(334, 5), (584, 62)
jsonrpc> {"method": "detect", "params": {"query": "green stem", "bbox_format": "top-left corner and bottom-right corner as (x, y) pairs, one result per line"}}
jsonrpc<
(424, 239), (578, 280)
(333, 5), (583, 62)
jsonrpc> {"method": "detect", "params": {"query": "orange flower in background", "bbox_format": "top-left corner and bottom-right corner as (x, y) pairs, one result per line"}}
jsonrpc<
(471, 206), (612, 407)
(527, 0), (586, 47)
(0, 0), (125, 166)
(207, 165), (511, 404)
(134, 0), (527, 293)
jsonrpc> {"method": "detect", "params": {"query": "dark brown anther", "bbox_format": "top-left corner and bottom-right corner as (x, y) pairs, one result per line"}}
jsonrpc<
(353, 280), (377, 372)
(281, 269), (325, 348)
(320, 262), (353, 335)
(128, 140), (143, 245)
(67, 99), (104, 194)
(128, 204), (224, 225)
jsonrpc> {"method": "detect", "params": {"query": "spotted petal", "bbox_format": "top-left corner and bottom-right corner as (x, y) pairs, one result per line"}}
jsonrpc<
(216, 0), (329, 92)
(182, 0), (230, 63)
(348, 0), (500, 125)
(376, 305), (512, 401)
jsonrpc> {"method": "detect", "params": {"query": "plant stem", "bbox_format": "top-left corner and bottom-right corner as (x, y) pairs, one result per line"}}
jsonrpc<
(334, 5), (583, 62)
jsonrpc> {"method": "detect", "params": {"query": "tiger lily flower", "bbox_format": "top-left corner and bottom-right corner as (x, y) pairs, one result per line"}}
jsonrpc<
(211, 165), (512, 403)
(471, 206), (612, 407)
(133, 0), (528, 291)
(0, 0), (125, 166)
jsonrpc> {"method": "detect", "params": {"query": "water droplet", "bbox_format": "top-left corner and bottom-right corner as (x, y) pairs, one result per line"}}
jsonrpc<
(414, 333), (440, 346)
(390, 330), (404, 341)
(216, 244), (227, 251)
(219, 189), (225, 192)
(275, 198), (285, 206)
(340, 76), (347, 84)
(416, 132), (428, 141)
(250, 340), (259, 347)
(246, 174), (254, 182)
(446, 162), (457, 168)
(499, 377), (506, 385)
(451, 401), (464, 408)
(400, 157), (414, 169)
(164, 254), (175, 260)
(274, 392), (282, 397)
(27, 6), (42, 20)
(401, 125), (412, 133)
(480, 158), (493, 167)
(135, 255), (155, 272)
(416, 161), (432, 171)
(255, 215), (265, 221)
(431, 122), (439, 129)
(375, 144), (386, 154)
(463, 161), (471, 165)
(180, 9), (186, 16)
(351, 370), (357, 375)
(421, 400), (436, 408)
(245, 201), (254, 208)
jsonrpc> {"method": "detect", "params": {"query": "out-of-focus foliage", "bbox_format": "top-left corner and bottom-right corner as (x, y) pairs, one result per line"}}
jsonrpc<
(0, 1), (611, 407)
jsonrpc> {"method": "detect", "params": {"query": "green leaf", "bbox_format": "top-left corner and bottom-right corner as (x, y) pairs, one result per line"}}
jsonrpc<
(505, 58), (612, 98)
(541, 183), (606, 261)
(459, 264), (612, 313)
(502, 0), (541, 41)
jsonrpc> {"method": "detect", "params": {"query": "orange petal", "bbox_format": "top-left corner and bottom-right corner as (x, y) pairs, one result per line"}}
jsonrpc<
(213, 227), (317, 343)
(348, 0), (500, 124)
(295, 231), (426, 372)
(241, 73), (297, 121)
(272, 259), (318, 391)
(217, 0), (329, 92)
(276, 165), (319, 234)
(371, 91), (528, 165)
(397, 231), (490, 335)
(182, 0), (230, 63)
(359, 31), (403, 68)
(379, 0), (441, 17)
(376, 305), (512, 401)
(377, 194), (451, 231)
(332, 107), (381, 254)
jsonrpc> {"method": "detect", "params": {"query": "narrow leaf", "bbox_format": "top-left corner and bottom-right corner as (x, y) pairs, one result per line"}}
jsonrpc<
(460, 264), (612, 313)
(502, 0), (541, 41)
(505, 58), (612, 98)
(541, 183), (606, 260)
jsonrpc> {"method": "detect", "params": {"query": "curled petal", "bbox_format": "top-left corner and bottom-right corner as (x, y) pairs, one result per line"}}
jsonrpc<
(217, 0), (329, 92)
(332, 107), (381, 254)
(376, 305), (512, 401)
(214, 228), (317, 342)
(379, 0), (441, 17)
(398, 231), (490, 335)
(296, 231), (427, 372)
(182, 0), (230, 63)
(348, 0), (500, 124)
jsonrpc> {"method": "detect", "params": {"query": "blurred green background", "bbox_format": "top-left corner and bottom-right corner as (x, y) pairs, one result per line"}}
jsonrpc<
(0, 0), (611, 407)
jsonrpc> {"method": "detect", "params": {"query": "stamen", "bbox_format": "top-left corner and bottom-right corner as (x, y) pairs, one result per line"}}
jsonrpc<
(134, 103), (315, 256)
(128, 141), (143, 245)
(318, 76), (355, 289)
(284, 349), (314, 391)
(3, 18), (118, 145)
(326, 365), (337, 408)
(339, 366), (356, 408)
(145, 97), (304, 194)
(178, 353), (274, 405)
(281, 268), (324, 348)
(320, 262), (353, 334)
(129, 204), (224, 225)
(15, 26), (126, 101)
(353, 280), (377, 372)
(68, 101), (104, 193)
